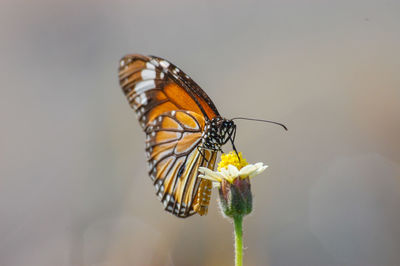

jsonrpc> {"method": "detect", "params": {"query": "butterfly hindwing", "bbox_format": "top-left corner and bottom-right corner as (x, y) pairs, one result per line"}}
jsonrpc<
(145, 110), (217, 217)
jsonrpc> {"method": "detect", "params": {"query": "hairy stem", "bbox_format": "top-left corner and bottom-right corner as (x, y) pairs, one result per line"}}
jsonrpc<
(234, 215), (243, 266)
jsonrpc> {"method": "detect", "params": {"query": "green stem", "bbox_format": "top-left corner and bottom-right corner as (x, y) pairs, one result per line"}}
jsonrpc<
(234, 215), (243, 266)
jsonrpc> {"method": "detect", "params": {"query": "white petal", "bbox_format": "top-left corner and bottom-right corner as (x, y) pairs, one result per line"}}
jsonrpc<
(198, 168), (223, 182)
(249, 165), (268, 178)
(198, 167), (211, 175)
(227, 164), (239, 177)
(199, 174), (220, 182)
(239, 164), (257, 176)
(260, 165), (268, 172)
(212, 172), (225, 181)
(253, 163), (267, 173)
(254, 162), (264, 168)
(199, 167), (217, 177)
(220, 167), (230, 177)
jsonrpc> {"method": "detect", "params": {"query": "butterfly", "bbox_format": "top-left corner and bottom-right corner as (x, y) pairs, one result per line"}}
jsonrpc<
(118, 54), (237, 218)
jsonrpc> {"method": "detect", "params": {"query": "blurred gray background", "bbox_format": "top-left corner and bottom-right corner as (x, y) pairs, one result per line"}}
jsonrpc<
(1, 0), (400, 265)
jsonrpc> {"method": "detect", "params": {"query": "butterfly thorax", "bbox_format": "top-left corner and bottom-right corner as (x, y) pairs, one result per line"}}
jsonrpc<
(202, 117), (236, 150)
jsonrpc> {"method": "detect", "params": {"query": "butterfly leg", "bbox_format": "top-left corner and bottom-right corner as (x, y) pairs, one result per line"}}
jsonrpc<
(197, 146), (220, 162)
(196, 146), (209, 162)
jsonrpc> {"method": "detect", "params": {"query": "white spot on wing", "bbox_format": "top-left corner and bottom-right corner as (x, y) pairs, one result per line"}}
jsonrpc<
(135, 80), (155, 94)
(139, 94), (148, 105)
(160, 60), (170, 68)
(141, 69), (156, 80)
(150, 59), (159, 67)
(146, 62), (155, 70)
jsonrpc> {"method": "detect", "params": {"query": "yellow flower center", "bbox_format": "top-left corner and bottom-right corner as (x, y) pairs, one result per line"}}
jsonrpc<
(217, 151), (248, 171)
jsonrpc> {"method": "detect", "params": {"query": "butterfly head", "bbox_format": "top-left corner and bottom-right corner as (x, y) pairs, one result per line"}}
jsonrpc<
(218, 119), (236, 145)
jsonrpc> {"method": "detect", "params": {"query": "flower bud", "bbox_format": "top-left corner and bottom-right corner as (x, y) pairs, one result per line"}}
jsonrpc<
(218, 177), (252, 218)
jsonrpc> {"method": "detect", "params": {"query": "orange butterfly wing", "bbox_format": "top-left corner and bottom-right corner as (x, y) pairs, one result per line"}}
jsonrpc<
(119, 54), (219, 217)
(119, 54), (219, 125)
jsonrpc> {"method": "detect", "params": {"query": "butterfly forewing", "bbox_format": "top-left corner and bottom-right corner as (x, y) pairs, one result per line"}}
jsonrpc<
(119, 54), (219, 127)
(119, 54), (220, 218)
(149, 55), (220, 120)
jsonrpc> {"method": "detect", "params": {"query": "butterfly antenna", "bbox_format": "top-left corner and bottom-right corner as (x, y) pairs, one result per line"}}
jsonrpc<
(231, 117), (288, 131)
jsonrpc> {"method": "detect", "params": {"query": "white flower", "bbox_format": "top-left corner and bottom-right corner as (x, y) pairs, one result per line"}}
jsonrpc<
(198, 162), (268, 187)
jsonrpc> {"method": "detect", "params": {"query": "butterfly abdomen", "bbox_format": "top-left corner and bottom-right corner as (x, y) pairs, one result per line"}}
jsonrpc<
(193, 179), (212, 215)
